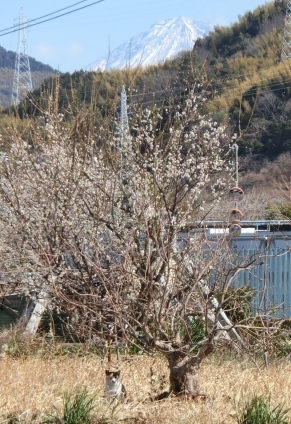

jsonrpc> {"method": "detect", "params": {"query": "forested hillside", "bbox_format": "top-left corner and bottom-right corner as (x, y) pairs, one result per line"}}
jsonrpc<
(5, 0), (291, 164)
(193, 0), (291, 159)
(0, 45), (56, 108)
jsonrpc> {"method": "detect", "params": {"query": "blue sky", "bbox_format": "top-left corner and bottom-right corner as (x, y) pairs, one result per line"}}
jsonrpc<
(0, 0), (269, 73)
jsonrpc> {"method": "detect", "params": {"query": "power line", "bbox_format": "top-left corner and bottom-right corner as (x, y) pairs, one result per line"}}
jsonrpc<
(117, 68), (291, 108)
(0, 0), (92, 34)
(32, 73), (291, 109)
(0, 0), (262, 38)
(0, 0), (105, 38)
(37, 59), (291, 102)
(127, 83), (291, 109)
(123, 70), (290, 102)
(41, 0), (264, 26)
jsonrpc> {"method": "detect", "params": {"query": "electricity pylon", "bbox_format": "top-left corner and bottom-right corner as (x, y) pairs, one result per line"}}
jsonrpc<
(281, 1), (291, 61)
(12, 8), (33, 106)
(120, 85), (129, 146)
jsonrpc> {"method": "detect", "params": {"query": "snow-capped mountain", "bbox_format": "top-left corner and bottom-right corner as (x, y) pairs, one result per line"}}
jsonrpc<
(91, 17), (213, 71)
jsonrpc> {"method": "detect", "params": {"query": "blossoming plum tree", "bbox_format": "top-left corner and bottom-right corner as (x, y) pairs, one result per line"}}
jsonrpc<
(0, 88), (250, 397)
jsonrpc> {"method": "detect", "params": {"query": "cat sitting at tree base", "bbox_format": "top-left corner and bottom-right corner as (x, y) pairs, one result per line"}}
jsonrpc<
(104, 370), (126, 399)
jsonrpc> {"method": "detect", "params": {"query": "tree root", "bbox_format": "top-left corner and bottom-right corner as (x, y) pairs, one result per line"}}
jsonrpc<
(153, 391), (208, 402)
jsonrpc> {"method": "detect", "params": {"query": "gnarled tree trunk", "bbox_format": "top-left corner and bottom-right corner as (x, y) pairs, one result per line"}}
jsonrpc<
(155, 340), (214, 397)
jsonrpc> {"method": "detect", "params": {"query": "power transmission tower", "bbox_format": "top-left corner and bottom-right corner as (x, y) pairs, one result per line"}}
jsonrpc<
(12, 8), (33, 106)
(120, 85), (129, 146)
(281, 1), (291, 61)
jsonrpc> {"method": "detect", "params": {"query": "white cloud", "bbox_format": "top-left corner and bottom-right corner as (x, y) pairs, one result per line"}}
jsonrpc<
(68, 43), (85, 58)
(33, 42), (85, 62)
(34, 43), (57, 61)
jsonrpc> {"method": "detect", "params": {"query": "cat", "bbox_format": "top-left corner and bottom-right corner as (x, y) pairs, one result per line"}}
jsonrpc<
(104, 370), (126, 399)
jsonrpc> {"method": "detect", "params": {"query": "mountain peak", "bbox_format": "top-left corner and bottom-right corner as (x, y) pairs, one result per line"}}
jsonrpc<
(91, 17), (213, 71)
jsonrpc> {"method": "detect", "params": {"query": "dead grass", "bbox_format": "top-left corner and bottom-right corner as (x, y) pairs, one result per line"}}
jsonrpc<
(0, 351), (291, 423)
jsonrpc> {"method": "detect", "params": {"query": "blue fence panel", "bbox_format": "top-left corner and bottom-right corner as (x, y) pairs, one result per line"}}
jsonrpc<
(231, 248), (291, 318)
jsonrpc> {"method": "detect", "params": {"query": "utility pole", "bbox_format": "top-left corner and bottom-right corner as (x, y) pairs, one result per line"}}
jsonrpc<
(229, 143), (244, 238)
(281, 1), (291, 61)
(12, 8), (33, 106)
(120, 85), (129, 146)
(234, 143), (239, 187)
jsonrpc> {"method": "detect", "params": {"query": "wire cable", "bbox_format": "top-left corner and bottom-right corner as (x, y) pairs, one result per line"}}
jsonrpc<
(0, 0), (105, 38)
(0, 0), (92, 34)
(40, 59), (291, 104)
(37, 74), (291, 109)
(120, 69), (290, 102)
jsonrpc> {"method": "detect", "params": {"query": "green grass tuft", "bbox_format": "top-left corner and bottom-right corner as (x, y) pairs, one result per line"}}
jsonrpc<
(237, 395), (291, 424)
(44, 387), (101, 424)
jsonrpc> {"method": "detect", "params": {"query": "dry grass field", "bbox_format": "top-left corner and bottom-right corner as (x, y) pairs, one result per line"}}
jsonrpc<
(1, 348), (291, 424)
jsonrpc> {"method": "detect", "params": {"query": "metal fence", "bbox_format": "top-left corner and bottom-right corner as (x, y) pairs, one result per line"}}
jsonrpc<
(231, 248), (291, 318)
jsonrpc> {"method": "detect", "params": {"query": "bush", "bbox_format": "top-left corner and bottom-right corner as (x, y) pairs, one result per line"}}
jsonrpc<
(0, 327), (35, 358)
(237, 395), (290, 424)
(219, 286), (256, 323)
(265, 203), (291, 220)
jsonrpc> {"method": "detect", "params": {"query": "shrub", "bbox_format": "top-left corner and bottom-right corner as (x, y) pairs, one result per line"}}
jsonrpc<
(0, 327), (34, 358)
(219, 286), (256, 323)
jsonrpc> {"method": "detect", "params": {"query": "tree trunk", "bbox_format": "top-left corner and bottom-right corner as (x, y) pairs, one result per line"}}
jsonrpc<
(155, 341), (214, 397)
(169, 354), (200, 395)
(24, 291), (48, 337)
